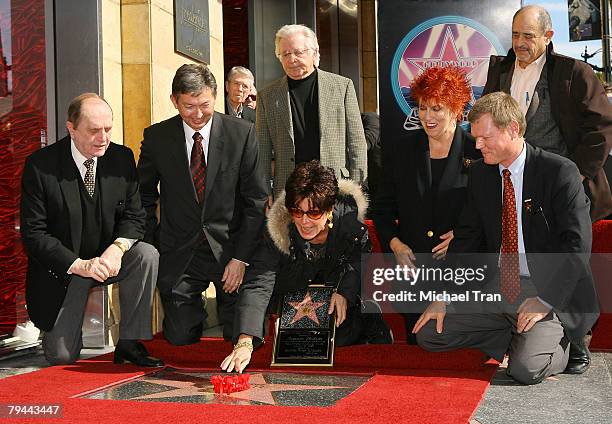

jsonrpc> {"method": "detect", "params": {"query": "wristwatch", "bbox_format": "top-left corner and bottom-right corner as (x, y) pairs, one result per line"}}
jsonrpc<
(112, 239), (129, 254)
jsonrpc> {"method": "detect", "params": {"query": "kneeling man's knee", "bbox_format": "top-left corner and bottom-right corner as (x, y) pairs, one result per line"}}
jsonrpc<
(507, 359), (547, 385)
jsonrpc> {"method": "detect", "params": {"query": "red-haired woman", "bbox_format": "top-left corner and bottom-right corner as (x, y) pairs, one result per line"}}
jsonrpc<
(370, 66), (481, 343)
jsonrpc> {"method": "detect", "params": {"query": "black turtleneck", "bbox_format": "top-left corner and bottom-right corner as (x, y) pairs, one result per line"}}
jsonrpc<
(288, 68), (320, 164)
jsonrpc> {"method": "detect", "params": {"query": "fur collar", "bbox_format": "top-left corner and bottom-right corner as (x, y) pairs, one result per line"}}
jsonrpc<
(267, 179), (368, 255)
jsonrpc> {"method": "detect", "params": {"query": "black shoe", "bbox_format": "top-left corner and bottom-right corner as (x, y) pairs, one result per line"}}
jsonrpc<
(361, 300), (394, 344)
(114, 341), (164, 367)
(563, 343), (590, 374)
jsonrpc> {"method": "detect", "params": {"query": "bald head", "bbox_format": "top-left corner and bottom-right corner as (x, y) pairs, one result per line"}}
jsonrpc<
(513, 5), (553, 33)
(66, 93), (113, 159)
(511, 5), (554, 68)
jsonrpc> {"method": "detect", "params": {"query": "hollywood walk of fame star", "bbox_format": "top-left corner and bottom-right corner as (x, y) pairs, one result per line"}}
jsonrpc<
(129, 372), (349, 406)
(407, 26), (489, 82)
(288, 291), (325, 325)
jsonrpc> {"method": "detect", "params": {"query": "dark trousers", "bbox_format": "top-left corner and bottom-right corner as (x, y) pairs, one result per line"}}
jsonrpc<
(335, 305), (365, 347)
(161, 241), (237, 344)
(42, 242), (158, 365)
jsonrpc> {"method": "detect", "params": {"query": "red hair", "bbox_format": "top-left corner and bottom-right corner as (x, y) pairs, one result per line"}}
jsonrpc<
(409, 67), (472, 120)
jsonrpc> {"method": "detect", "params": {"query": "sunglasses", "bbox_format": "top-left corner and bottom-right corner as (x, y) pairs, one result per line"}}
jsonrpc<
(288, 208), (325, 220)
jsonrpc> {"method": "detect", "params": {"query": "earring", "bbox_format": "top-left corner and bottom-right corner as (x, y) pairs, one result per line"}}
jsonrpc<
(327, 211), (333, 229)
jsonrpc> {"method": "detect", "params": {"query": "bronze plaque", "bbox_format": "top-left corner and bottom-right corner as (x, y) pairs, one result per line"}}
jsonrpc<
(272, 285), (335, 367)
(174, 0), (210, 63)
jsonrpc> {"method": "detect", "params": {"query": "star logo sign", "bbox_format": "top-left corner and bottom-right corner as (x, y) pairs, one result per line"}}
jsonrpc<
(407, 26), (489, 81)
(288, 291), (325, 325)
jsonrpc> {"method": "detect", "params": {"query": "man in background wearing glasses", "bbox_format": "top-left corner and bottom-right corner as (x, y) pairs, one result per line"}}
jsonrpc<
(225, 66), (256, 124)
(256, 24), (367, 199)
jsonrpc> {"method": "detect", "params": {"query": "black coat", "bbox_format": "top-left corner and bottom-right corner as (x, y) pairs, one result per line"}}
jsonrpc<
(137, 112), (269, 293)
(20, 137), (146, 330)
(234, 179), (369, 342)
(371, 125), (481, 256)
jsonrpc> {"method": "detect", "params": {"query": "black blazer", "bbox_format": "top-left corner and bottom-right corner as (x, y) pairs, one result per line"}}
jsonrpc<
(137, 112), (268, 293)
(451, 143), (599, 343)
(20, 137), (146, 330)
(225, 96), (256, 124)
(371, 125), (480, 255)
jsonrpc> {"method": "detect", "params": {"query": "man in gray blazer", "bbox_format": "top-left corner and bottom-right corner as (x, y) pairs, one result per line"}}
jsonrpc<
(257, 24), (367, 198)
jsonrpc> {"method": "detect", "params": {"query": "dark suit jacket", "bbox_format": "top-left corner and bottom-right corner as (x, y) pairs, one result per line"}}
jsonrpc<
(137, 112), (268, 293)
(20, 136), (146, 330)
(450, 144), (599, 344)
(225, 96), (256, 124)
(371, 126), (480, 255)
(483, 43), (612, 220)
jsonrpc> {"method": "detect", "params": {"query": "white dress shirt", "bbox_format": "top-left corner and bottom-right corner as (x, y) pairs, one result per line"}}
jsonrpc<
(183, 117), (212, 164)
(510, 53), (546, 116)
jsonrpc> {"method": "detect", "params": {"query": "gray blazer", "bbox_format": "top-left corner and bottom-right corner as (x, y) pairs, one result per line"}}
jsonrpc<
(256, 69), (367, 197)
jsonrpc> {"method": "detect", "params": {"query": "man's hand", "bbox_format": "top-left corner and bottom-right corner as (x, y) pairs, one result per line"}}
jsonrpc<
(516, 297), (551, 333)
(99, 243), (124, 278)
(390, 237), (416, 268)
(222, 259), (246, 293)
(328, 293), (348, 327)
(412, 301), (447, 334)
(265, 195), (274, 215)
(69, 258), (112, 283)
(432, 230), (453, 260)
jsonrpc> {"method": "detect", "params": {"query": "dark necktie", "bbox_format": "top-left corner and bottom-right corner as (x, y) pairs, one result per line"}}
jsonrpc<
(500, 169), (520, 303)
(190, 132), (206, 204)
(83, 159), (95, 197)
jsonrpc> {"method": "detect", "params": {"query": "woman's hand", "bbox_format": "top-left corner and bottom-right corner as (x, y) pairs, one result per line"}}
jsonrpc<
(432, 230), (453, 260)
(220, 335), (253, 373)
(328, 293), (348, 327)
(390, 237), (416, 268)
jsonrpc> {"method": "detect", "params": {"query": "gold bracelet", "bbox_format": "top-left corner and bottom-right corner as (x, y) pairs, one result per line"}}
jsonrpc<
(112, 240), (128, 254)
(233, 340), (253, 353)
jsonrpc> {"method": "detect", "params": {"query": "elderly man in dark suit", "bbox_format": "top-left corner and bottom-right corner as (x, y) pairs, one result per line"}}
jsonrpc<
(257, 24), (367, 198)
(20, 93), (162, 367)
(138, 64), (268, 346)
(225, 66), (256, 124)
(414, 92), (599, 385)
(483, 5), (612, 222)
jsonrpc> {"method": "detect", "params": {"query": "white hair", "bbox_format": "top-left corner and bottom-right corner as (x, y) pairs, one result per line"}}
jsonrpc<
(274, 24), (320, 67)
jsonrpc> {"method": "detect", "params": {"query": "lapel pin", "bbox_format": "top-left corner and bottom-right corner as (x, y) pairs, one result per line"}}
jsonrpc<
(524, 198), (533, 214)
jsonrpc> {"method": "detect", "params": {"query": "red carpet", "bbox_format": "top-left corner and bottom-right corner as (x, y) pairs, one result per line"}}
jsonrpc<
(590, 220), (612, 350)
(0, 338), (496, 424)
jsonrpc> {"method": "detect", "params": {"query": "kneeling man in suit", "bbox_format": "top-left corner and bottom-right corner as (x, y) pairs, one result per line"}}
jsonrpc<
(138, 64), (268, 345)
(21, 93), (163, 367)
(414, 92), (598, 384)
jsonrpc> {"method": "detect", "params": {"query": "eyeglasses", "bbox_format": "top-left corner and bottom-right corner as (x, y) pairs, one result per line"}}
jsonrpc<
(288, 208), (324, 220)
(279, 48), (312, 60)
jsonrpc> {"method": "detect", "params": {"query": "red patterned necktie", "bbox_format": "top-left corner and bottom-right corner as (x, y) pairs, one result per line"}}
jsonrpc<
(190, 132), (206, 204)
(500, 169), (520, 303)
